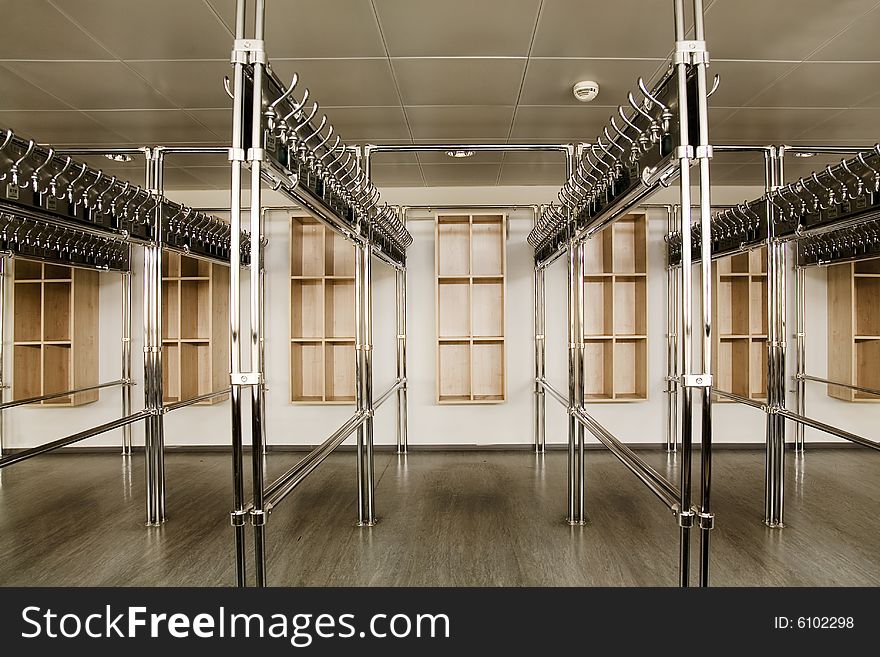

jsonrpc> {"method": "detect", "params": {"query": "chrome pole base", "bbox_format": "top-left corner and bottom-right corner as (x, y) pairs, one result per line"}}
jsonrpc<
(764, 520), (785, 529)
(357, 518), (378, 527)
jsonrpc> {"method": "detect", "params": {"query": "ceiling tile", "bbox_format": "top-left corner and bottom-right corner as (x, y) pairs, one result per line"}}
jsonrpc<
(83, 110), (221, 143)
(2, 61), (175, 110)
(55, 0), (231, 60)
(498, 162), (566, 185)
(393, 59), (526, 106)
(370, 163), (424, 186)
(809, 6), (880, 61)
(184, 109), (233, 140)
(797, 108), (880, 141)
(710, 107), (839, 141)
(163, 166), (218, 190)
(207, 0), (386, 57)
(405, 107), (514, 140)
(510, 106), (610, 140)
(532, 0), (676, 58)
(269, 60), (399, 107)
(320, 107), (410, 141)
(705, 0), (879, 60)
(707, 61), (799, 108)
(0, 0), (113, 60)
(0, 110), (127, 145)
(420, 163), (502, 185)
(375, 0), (541, 57)
(747, 63), (880, 108)
(0, 65), (71, 111)
(504, 150), (572, 164)
(127, 60), (232, 109)
(178, 166), (232, 189)
(366, 151), (419, 164)
(519, 58), (666, 107)
(163, 152), (230, 168)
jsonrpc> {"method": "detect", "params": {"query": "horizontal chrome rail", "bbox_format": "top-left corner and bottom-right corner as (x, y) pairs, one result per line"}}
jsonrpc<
(374, 378), (405, 410)
(800, 374), (880, 398)
(164, 388), (231, 412)
(777, 409), (880, 452)
(0, 379), (133, 410)
(263, 411), (368, 511)
(571, 406), (680, 513)
(711, 389), (768, 411)
(0, 410), (150, 469)
(537, 378), (569, 408)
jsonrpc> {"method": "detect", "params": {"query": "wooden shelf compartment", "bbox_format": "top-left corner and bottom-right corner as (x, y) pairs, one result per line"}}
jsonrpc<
(437, 340), (471, 403)
(437, 215), (471, 277)
(472, 339), (505, 401)
(612, 214), (647, 274)
(12, 260), (98, 406)
(716, 337), (750, 397)
(162, 343), (180, 403)
(854, 258), (880, 275)
(291, 217), (324, 277)
(584, 339), (614, 401)
(613, 338), (647, 401)
(179, 279), (210, 340)
(583, 277), (614, 336)
(717, 252), (751, 275)
(749, 338), (768, 400)
(717, 275), (750, 336)
(749, 276), (768, 337)
(291, 279), (324, 339)
(472, 279), (503, 338)
(583, 231), (613, 274)
(437, 278), (470, 338)
(471, 215), (505, 277)
(325, 340), (356, 403)
(854, 339), (880, 400)
(291, 341), (324, 403)
(325, 229), (355, 277)
(613, 275), (647, 336)
(180, 254), (210, 279)
(324, 279), (355, 339)
(854, 276), (880, 337)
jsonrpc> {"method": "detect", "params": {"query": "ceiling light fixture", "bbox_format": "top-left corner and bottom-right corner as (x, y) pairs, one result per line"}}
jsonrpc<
(792, 152), (816, 158)
(446, 150), (475, 159)
(104, 153), (134, 163)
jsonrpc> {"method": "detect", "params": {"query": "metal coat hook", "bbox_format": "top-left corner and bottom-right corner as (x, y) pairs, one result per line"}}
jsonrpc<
(67, 163), (89, 204)
(30, 147), (54, 192)
(10, 139), (35, 187)
(707, 74), (721, 98)
(223, 76), (235, 100)
(49, 156), (72, 198)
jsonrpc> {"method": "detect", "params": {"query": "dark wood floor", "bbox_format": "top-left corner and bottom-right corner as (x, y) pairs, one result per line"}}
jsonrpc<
(0, 448), (877, 586)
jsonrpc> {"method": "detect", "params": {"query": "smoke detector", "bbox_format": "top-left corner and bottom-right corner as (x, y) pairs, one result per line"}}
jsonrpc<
(573, 80), (600, 103)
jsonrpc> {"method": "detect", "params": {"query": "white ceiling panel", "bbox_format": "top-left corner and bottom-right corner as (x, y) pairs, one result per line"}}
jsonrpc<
(53, 0), (232, 60)
(83, 110), (222, 143)
(705, 61), (799, 109)
(519, 58), (665, 107)
(207, 0), (387, 58)
(711, 108), (839, 141)
(393, 59), (526, 106)
(808, 5), (880, 61)
(0, 110), (127, 144)
(0, 65), (70, 111)
(3, 61), (175, 110)
(163, 166), (220, 190)
(421, 163), (503, 186)
(532, 0), (677, 58)
(374, 0), (541, 57)
(510, 106), (614, 140)
(746, 63), (880, 108)
(498, 162), (566, 185)
(370, 164), (425, 186)
(127, 60), (232, 109)
(705, 0), (880, 60)
(797, 108), (880, 141)
(0, 0), (113, 60)
(405, 107), (515, 140)
(269, 59), (400, 107)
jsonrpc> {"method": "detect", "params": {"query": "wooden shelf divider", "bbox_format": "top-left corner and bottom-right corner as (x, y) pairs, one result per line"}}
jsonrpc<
(583, 212), (648, 402)
(12, 259), (98, 406)
(435, 213), (507, 403)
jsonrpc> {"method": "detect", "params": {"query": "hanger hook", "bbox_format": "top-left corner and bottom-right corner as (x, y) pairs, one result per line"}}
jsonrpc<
(638, 77), (668, 112)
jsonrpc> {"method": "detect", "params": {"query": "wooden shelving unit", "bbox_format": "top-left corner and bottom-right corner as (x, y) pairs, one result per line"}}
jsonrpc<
(435, 213), (506, 403)
(582, 212), (648, 402)
(161, 252), (229, 405)
(711, 246), (768, 402)
(827, 258), (880, 402)
(12, 259), (98, 406)
(289, 217), (356, 404)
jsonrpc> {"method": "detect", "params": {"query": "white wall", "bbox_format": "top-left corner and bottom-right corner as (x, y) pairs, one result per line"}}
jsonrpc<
(1, 184), (872, 449)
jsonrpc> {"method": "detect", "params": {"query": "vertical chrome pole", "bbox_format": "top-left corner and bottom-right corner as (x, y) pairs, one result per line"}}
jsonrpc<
(693, 0), (715, 587)
(247, 0), (268, 587)
(764, 147), (786, 528)
(227, 0), (248, 587)
(0, 255), (6, 459)
(143, 147), (166, 526)
(673, 0), (695, 587)
(121, 255), (133, 456)
(794, 265), (805, 453)
(355, 243), (366, 524)
(566, 223), (585, 525)
(534, 262), (546, 453)
(395, 208), (408, 455)
(666, 206), (679, 452)
(363, 242), (376, 524)
(260, 210), (268, 455)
